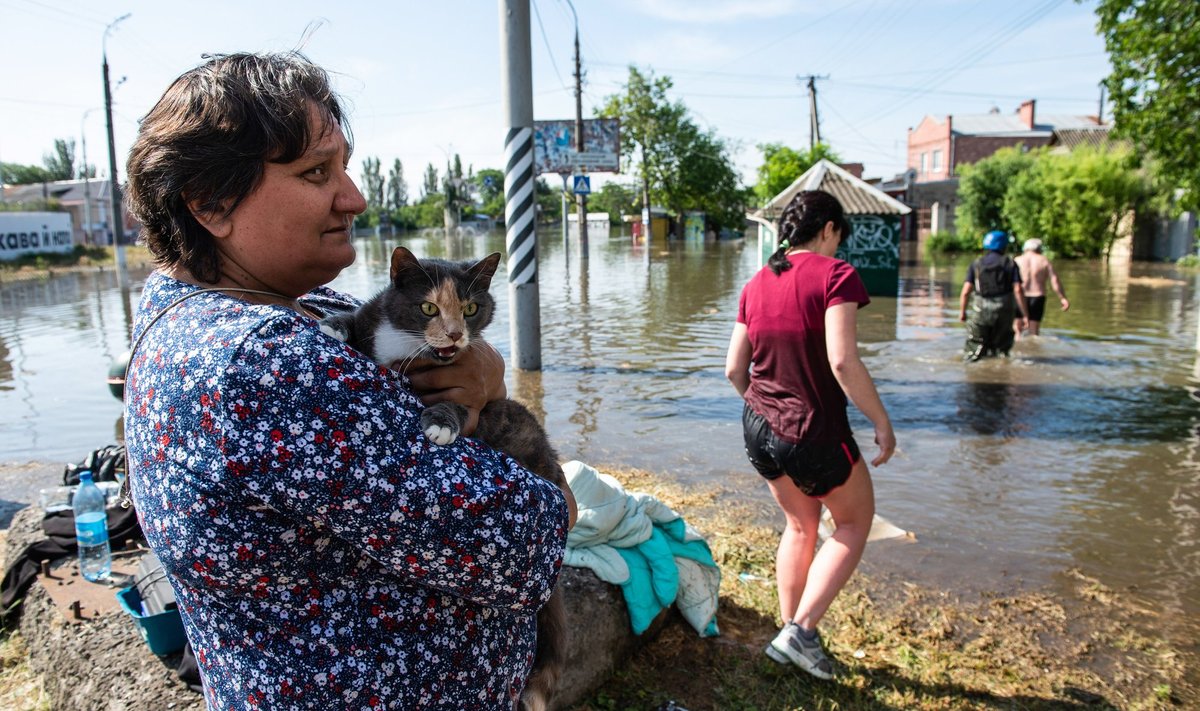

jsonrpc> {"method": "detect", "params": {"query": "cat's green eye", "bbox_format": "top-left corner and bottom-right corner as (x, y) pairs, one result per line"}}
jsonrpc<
(420, 302), (439, 316)
(463, 302), (478, 317)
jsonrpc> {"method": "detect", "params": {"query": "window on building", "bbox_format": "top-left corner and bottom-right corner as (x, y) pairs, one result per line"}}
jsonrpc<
(932, 149), (943, 173)
(920, 152), (928, 176)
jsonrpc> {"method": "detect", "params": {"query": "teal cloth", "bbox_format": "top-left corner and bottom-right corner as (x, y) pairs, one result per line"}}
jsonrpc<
(614, 518), (720, 636)
(562, 461), (721, 637)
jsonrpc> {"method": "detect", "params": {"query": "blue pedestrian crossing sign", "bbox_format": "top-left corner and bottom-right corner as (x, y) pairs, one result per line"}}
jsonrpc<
(572, 175), (591, 195)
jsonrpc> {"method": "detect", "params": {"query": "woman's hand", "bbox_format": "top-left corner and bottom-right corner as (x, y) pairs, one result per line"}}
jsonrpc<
(871, 419), (896, 467)
(403, 340), (507, 436)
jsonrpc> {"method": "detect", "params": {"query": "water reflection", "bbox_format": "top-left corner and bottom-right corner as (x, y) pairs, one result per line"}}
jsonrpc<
(954, 380), (1030, 437)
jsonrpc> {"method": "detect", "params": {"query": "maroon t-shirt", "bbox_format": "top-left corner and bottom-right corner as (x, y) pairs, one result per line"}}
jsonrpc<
(737, 252), (870, 445)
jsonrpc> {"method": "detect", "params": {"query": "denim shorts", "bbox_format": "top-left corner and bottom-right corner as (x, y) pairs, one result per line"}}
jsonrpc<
(742, 403), (861, 497)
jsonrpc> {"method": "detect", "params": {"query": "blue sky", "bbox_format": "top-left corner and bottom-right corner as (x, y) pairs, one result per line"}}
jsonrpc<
(1, 0), (1110, 194)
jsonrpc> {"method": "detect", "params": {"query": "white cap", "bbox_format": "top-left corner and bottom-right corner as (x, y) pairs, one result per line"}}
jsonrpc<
(1022, 238), (1042, 253)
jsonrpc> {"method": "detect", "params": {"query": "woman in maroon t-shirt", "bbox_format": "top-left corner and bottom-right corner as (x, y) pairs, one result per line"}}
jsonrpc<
(725, 189), (895, 679)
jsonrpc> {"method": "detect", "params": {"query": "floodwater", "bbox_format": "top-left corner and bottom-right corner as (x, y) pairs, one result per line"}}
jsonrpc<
(2, 227), (1198, 678)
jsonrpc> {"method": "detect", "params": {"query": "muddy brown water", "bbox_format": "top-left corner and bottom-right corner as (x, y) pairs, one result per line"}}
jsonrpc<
(2, 228), (1197, 685)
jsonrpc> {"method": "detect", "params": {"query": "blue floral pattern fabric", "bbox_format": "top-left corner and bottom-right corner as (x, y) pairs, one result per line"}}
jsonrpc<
(124, 271), (568, 710)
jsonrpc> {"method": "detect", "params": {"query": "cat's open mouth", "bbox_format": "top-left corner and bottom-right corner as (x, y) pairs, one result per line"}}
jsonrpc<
(431, 346), (460, 361)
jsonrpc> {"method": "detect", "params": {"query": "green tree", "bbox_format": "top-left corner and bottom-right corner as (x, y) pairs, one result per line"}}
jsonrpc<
(360, 157), (385, 210)
(473, 168), (506, 219)
(42, 138), (76, 181)
(352, 156), (386, 229)
(589, 181), (640, 224)
(956, 145), (1039, 239)
(421, 163), (439, 201)
(1, 162), (52, 185)
(386, 158), (408, 212)
(753, 143), (841, 205)
(1003, 146), (1149, 258)
(1096, 0), (1200, 210)
(443, 154), (470, 219)
(598, 66), (745, 230)
(0, 198), (63, 212)
(675, 129), (747, 229)
(535, 177), (560, 224)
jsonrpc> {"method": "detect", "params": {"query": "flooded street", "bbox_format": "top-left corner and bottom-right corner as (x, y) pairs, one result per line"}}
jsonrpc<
(2, 227), (1198, 680)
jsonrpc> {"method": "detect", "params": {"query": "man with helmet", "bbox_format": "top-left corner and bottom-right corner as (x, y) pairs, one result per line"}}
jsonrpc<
(958, 230), (1029, 361)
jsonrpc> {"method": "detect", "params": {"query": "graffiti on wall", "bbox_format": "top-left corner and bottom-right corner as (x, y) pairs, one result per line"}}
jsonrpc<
(837, 215), (900, 271)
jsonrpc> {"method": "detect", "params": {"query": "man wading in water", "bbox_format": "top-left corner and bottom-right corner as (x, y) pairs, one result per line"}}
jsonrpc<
(1013, 238), (1070, 338)
(958, 230), (1029, 362)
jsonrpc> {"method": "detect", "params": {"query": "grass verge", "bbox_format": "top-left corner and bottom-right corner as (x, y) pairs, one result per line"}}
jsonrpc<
(0, 531), (51, 711)
(0, 467), (1188, 710)
(0, 245), (153, 281)
(574, 466), (1191, 711)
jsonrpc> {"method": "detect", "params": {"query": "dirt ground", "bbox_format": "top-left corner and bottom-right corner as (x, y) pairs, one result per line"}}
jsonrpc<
(0, 461), (1193, 710)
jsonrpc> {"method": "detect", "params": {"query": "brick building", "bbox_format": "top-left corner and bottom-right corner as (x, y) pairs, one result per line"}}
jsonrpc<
(906, 100), (1102, 236)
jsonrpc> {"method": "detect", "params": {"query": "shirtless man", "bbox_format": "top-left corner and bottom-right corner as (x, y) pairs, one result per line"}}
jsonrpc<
(1014, 238), (1069, 337)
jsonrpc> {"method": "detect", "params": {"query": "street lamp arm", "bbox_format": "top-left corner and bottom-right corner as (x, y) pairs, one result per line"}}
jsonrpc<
(103, 13), (131, 59)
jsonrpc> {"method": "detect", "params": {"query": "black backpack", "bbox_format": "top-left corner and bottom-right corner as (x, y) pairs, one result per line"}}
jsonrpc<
(973, 256), (1014, 298)
(63, 444), (126, 485)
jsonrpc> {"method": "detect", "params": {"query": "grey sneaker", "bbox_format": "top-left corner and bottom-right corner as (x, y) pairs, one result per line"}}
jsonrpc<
(765, 623), (834, 680)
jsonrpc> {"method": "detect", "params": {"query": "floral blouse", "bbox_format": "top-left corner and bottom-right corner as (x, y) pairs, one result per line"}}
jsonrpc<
(124, 271), (568, 709)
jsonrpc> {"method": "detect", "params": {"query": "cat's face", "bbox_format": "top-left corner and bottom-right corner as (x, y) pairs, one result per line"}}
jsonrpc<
(378, 247), (501, 364)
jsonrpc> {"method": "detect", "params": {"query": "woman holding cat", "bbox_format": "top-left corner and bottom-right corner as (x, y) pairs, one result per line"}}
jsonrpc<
(123, 51), (571, 709)
(725, 189), (895, 680)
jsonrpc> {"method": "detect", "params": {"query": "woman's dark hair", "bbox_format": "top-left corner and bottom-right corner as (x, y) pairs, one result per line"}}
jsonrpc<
(767, 189), (851, 275)
(126, 51), (351, 283)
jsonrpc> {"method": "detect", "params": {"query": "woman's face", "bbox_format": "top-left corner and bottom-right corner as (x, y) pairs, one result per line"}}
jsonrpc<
(210, 103), (367, 296)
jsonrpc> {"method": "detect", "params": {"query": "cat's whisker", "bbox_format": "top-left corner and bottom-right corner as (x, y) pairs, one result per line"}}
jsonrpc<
(397, 344), (434, 372)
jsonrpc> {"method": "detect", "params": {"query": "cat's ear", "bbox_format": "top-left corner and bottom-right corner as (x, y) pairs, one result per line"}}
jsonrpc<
(468, 252), (502, 288)
(389, 246), (423, 282)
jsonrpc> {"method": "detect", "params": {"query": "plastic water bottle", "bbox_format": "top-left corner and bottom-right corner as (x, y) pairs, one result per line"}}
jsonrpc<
(73, 470), (112, 582)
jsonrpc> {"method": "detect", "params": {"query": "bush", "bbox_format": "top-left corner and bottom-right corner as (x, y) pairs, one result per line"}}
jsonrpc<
(925, 230), (977, 254)
(1177, 254), (1200, 268)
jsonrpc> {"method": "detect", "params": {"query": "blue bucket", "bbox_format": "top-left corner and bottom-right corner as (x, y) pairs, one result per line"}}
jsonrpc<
(116, 585), (187, 656)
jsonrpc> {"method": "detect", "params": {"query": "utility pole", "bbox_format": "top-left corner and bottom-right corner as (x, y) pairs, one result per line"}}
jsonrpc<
(499, 0), (541, 370)
(798, 74), (829, 151)
(567, 0), (588, 258)
(103, 13), (130, 286)
(81, 109), (98, 246)
(1098, 83), (1107, 124)
(641, 142), (651, 253)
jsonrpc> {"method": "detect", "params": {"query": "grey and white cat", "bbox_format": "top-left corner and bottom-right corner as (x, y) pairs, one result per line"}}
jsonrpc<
(320, 245), (567, 711)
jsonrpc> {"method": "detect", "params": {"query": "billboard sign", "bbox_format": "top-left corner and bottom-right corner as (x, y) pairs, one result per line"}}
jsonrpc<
(533, 118), (620, 174)
(0, 212), (74, 261)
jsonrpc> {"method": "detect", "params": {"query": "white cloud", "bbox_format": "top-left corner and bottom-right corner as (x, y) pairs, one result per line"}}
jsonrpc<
(633, 0), (799, 24)
(625, 30), (742, 67)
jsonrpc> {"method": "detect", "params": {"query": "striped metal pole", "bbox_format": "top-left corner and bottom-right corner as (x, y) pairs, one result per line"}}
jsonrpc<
(499, 0), (541, 370)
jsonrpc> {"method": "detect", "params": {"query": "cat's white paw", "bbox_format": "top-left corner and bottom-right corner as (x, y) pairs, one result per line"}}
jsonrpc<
(319, 323), (349, 342)
(425, 425), (458, 446)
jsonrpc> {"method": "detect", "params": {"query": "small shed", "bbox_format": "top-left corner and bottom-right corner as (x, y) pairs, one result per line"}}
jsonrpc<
(747, 159), (912, 296)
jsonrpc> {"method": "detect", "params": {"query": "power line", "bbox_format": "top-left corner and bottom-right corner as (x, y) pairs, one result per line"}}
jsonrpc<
(531, 0), (569, 91)
(587, 49), (1104, 90)
(859, 0), (1068, 122)
(716, 0), (870, 70)
(816, 94), (900, 163)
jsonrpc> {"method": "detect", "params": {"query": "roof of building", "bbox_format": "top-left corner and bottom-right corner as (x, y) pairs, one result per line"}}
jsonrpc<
(951, 113), (1100, 136)
(753, 159), (912, 220)
(1, 178), (111, 204)
(1048, 125), (1116, 151)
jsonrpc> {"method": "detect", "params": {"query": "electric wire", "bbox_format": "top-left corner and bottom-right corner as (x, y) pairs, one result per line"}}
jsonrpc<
(532, 0), (570, 92)
(859, 0), (1069, 122)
